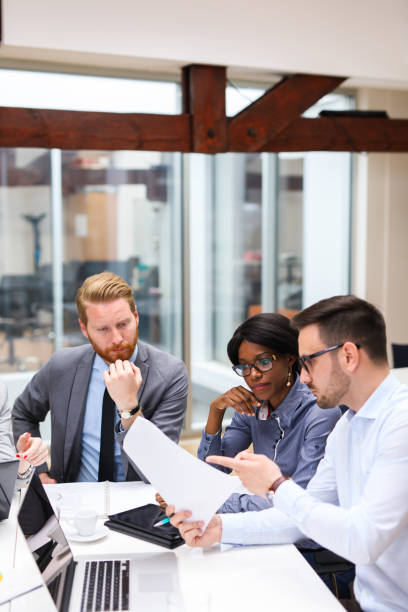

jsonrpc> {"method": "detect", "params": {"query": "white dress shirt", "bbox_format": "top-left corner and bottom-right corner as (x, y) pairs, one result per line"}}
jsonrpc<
(221, 373), (408, 612)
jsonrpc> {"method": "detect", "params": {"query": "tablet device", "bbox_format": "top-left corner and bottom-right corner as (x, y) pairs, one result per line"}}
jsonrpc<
(105, 503), (184, 550)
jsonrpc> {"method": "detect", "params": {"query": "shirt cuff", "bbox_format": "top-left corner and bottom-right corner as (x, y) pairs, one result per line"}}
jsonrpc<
(198, 427), (222, 457)
(202, 427), (222, 441)
(220, 513), (248, 545)
(273, 478), (306, 517)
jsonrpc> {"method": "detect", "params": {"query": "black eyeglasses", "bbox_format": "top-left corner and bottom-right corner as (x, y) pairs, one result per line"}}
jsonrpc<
(299, 344), (344, 374)
(232, 355), (277, 377)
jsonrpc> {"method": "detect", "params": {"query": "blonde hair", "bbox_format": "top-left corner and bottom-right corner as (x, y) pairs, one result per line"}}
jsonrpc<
(76, 272), (136, 326)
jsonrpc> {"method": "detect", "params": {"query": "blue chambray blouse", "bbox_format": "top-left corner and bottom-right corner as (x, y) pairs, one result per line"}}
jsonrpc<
(197, 375), (342, 513)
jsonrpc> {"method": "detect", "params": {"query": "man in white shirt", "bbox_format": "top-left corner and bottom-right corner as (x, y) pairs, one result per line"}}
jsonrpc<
(169, 295), (408, 612)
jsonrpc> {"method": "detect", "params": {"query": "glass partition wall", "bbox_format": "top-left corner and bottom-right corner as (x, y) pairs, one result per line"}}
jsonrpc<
(60, 149), (183, 356)
(0, 148), (53, 372)
(0, 69), (354, 436)
(0, 148), (183, 372)
(189, 90), (354, 430)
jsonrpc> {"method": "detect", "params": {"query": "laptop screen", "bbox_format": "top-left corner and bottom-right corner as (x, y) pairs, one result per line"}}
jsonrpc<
(17, 472), (75, 610)
(0, 459), (19, 520)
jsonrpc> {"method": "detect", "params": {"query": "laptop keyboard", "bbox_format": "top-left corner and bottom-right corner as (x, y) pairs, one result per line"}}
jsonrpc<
(81, 560), (130, 611)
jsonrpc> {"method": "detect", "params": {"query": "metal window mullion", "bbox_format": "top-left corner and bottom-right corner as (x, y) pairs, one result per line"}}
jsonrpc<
(181, 152), (193, 436)
(261, 153), (278, 312)
(50, 149), (64, 351)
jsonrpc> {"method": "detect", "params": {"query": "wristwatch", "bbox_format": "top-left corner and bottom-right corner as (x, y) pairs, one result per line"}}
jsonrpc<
(268, 475), (290, 493)
(118, 405), (142, 420)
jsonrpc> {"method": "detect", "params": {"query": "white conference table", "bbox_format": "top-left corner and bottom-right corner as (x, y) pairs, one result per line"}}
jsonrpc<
(1, 481), (344, 612)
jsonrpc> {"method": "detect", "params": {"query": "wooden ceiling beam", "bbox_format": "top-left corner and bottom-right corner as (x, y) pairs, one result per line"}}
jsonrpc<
(182, 64), (227, 153)
(228, 73), (346, 152)
(0, 107), (191, 151)
(258, 117), (408, 152)
(0, 66), (407, 153)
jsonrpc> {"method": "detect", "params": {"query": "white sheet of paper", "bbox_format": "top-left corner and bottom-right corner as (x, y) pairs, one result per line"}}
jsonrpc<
(123, 418), (240, 528)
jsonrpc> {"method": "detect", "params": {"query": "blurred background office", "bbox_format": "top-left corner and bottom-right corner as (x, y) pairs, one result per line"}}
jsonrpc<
(0, 0), (408, 437)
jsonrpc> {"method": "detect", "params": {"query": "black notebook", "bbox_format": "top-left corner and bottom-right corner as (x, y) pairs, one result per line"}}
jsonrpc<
(105, 503), (184, 550)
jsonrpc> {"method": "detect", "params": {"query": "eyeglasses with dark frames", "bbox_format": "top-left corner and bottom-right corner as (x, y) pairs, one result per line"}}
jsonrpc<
(232, 354), (278, 377)
(299, 343), (344, 374)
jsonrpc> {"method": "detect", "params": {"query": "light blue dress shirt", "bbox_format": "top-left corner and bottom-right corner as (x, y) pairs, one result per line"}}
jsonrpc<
(198, 375), (342, 512)
(220, 373), (408, 612)
(76, 346), (138, 482)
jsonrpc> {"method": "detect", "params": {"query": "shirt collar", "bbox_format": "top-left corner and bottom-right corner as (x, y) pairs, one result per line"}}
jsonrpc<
(93, 344), (139, 373)
(348, 371), (397, 421)
(269, 374), (302, 428)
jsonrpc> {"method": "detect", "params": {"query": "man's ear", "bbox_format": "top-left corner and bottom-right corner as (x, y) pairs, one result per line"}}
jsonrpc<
(133, 307), (139, 327)
(78, 318), (88, 339)
(342, 341), (360, 372)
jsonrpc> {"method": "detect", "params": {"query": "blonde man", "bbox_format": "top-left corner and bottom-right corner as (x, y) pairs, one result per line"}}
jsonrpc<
(13, 272), (188, 483)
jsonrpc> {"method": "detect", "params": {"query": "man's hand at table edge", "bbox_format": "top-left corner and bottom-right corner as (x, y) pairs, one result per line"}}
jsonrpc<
(206, 451), (283, 497)
(39, 472), (57, 484)
(166, 504), (222, 547)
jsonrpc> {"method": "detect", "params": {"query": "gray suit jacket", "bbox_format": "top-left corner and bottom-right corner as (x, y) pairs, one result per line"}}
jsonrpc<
(0, 382), (15, 463)
(12, 341), (188, 482)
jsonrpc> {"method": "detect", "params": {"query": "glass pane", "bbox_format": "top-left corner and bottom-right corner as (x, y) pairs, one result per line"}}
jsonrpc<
(61, 150), (183, 357)
(0, 69), (179, 114)
(213, 153), (262, 363)
(276, 155), (303, 315)
(189, 90), (354, 431)
(277, 93), (354, 315)
(0, 148), (53, 372)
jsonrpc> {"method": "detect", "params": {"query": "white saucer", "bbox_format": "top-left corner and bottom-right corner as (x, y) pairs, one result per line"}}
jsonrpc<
(67, 526), (109, 543)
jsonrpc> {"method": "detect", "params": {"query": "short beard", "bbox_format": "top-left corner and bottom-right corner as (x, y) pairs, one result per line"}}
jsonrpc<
(314, 365), (350, 409)
(87, 328), (138, 364)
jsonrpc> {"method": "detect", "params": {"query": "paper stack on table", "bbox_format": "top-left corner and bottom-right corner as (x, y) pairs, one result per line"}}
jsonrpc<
(123, 417), (239, 528)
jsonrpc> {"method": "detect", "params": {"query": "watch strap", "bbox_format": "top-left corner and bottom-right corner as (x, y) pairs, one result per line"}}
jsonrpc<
(269, 475), (290, 493)
(119, 404), (142, 419)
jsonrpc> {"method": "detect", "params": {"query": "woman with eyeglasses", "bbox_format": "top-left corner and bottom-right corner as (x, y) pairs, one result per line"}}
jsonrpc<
(197, 312), (342, 513)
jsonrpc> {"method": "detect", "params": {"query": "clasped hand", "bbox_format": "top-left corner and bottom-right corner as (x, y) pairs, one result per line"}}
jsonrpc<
(103, 359), (142, 412)
(211, 385), (261, 417)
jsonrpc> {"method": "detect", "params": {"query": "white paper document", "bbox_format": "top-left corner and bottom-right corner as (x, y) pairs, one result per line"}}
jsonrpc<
(123, 418), (240, 528)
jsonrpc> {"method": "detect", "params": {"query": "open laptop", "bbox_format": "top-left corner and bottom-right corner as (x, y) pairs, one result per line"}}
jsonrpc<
(0, 459), (19, 520)
(17, 473), (182, 612)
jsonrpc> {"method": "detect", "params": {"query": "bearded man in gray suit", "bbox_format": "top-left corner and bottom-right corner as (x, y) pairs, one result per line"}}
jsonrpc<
(12, 272), (188, 484)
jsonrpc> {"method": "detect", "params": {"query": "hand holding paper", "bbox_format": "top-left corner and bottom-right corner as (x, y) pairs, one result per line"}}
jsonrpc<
(123, 417), (239, 529)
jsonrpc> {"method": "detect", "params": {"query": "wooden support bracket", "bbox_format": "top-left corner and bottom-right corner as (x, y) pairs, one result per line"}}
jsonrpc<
(228, 74), (346, 152)
(182, 64), (227, 153)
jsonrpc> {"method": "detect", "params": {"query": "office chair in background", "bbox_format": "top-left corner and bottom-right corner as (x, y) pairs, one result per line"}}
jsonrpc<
(391, 343), (408, 368)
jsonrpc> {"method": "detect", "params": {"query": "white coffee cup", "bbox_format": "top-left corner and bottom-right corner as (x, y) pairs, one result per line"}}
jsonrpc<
(57, 491), (82, 519)
(73, 510), (97, 537)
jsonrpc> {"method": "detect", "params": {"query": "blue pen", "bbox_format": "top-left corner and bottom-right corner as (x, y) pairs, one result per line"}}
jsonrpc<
(153, 517), (170, 528)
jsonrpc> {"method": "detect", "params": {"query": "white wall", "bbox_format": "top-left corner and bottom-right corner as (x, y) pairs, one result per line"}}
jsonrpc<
(303, 153), (351, 306)
(352, 89), (408, 354)
(2, 0), (408, 88)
